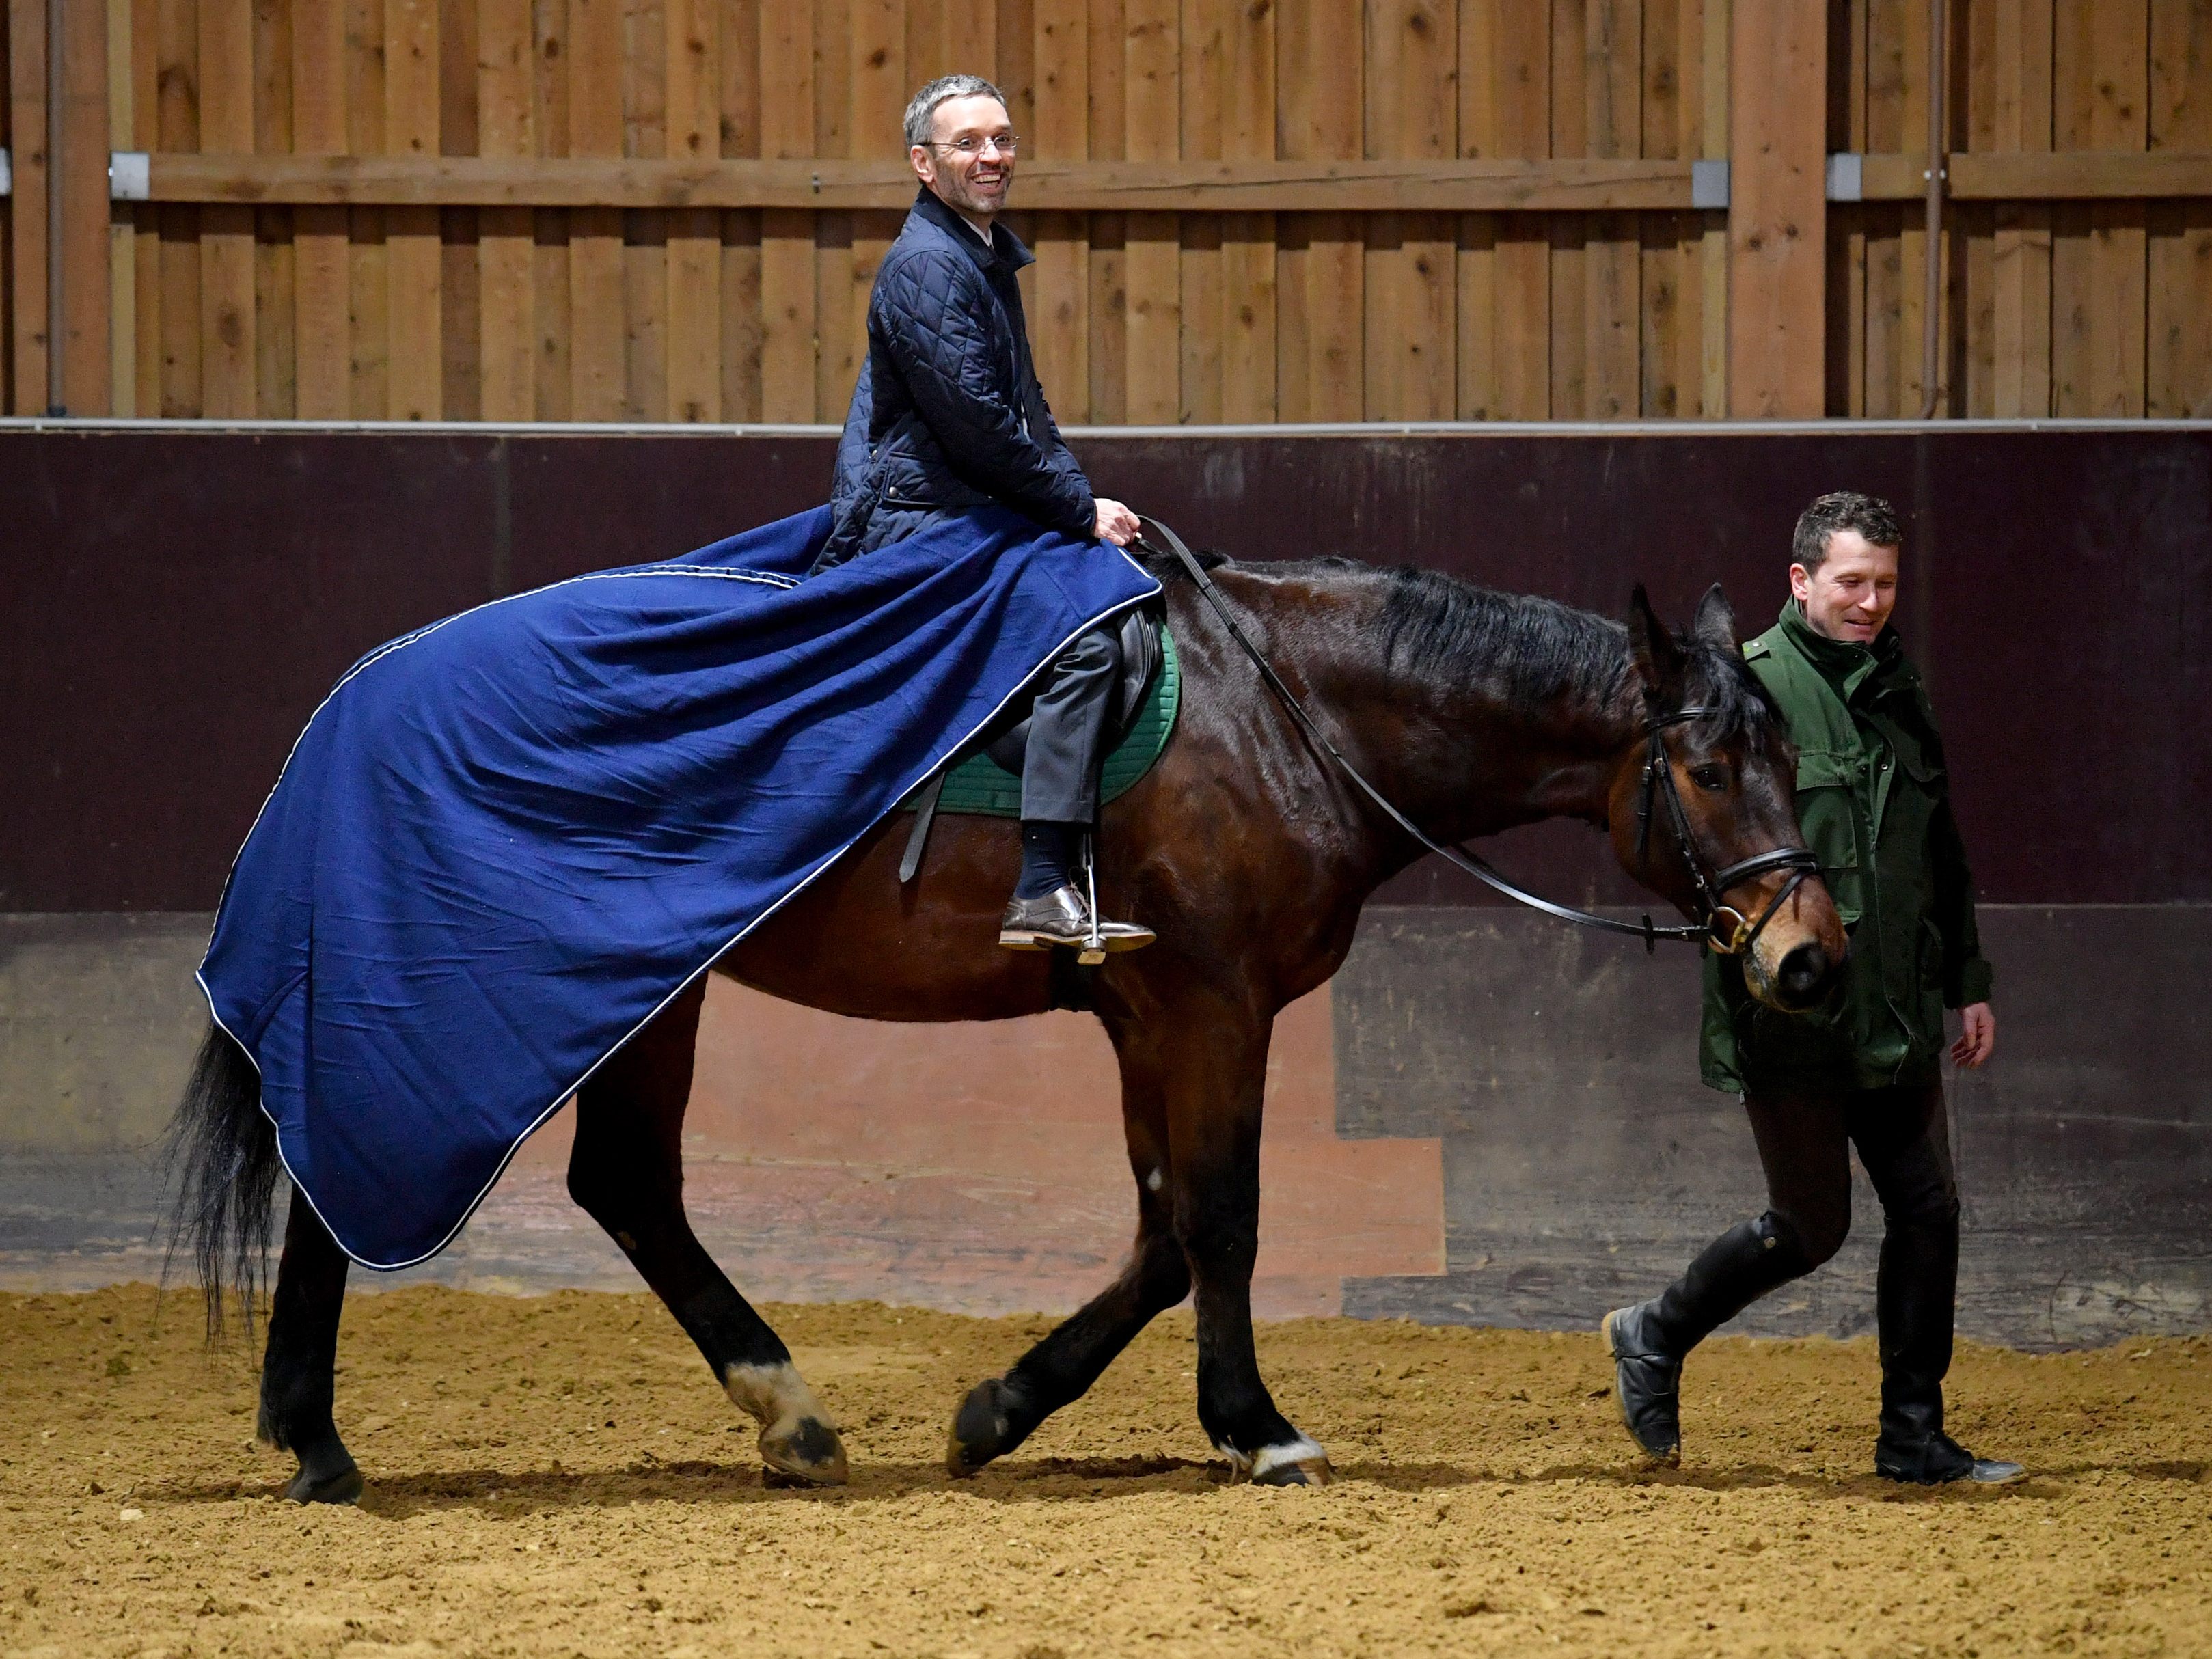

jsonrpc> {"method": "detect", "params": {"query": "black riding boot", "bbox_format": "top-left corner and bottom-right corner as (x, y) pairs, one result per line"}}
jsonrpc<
(1605, 1213), (1809, 1463)
(1870, 1195), (2024, 1485)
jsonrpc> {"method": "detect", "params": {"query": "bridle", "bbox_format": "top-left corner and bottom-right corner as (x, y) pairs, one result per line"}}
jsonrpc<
(1134, 515), (1821, 958)
(1632, 707), (1822, 956)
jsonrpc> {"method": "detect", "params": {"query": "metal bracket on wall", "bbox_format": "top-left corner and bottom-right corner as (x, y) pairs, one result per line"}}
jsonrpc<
(109, 152), (150, 202)
(1691, 158), (1730, 210)
(1826, 153), (1864, 202)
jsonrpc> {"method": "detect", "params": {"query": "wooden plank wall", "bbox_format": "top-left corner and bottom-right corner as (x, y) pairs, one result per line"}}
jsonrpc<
(62, 0), (1728, 423)
(7, 3), (2209, 422)
(1, 4), (14, 410)
(1831, 0), (2212, 418)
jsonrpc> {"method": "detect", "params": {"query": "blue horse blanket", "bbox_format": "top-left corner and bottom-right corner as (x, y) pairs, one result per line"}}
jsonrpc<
(199, 505), (1160, 1269)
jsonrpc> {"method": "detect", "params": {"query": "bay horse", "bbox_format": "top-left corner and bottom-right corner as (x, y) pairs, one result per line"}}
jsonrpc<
(172, 551), (1845, 1503)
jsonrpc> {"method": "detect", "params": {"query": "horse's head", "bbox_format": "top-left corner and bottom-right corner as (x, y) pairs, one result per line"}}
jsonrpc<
(1608, 585), (1847, 1013)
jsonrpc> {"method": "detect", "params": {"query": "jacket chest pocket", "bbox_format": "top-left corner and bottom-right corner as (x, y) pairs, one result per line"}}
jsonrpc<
(1792, 748), (1868, 926)
(1889, 726), (1948, 793)
(1871, 721), (1947, 862)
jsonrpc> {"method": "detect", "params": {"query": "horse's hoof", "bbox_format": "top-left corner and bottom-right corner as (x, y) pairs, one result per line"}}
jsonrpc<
(284, 1457), (364, 1505)
(1251, 1454), (1336, 1488)
(1241, 1438), (1336, 1488)
(278, 1430), (363, 1505)
(760, 1416), (848, 1487)
(946, 1377), (1025, 1477)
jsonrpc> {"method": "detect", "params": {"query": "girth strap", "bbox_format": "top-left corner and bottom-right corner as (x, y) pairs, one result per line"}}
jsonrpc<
(898, 771), (946, 884)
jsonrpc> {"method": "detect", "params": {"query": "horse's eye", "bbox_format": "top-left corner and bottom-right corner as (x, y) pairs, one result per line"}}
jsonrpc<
(1690, 764), (1730, 791)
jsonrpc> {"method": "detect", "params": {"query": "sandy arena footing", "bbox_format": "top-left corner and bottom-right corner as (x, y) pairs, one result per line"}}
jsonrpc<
(1, 1285), (2205, 1658)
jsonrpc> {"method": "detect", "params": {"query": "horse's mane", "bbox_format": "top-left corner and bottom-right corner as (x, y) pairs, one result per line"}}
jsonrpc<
(1161, 549), (1775, 740)
(1376, 562), (1780, 741)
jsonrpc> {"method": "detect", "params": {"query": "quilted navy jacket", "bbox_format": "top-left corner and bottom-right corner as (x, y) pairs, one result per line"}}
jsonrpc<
(815, 187), (1095, 571)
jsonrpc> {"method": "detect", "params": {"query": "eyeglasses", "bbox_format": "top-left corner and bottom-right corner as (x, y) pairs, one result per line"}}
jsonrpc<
(927, 134), (1020, 156)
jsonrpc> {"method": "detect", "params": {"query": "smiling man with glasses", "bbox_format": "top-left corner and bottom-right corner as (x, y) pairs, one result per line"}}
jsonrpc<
(813, 74), (1152, 953)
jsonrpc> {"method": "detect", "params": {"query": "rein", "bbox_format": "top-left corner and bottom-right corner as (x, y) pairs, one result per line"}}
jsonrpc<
(1132, 516), (1819, 957)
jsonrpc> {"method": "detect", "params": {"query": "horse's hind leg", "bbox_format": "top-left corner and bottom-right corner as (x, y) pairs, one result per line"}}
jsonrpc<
(258, 1197), (362, 1504)
(567, 978), (847, 1487)
(947, 1046), (1191, 1474)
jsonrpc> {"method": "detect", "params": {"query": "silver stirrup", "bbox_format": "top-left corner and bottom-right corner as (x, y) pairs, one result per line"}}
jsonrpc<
(1079, 831), (1106, 965)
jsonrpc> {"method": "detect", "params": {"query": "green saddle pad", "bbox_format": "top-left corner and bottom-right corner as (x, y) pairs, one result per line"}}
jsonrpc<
(927, 627), (1181, 817)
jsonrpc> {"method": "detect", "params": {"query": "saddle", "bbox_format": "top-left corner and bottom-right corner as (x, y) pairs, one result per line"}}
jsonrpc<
(897, 605), (1179, 881)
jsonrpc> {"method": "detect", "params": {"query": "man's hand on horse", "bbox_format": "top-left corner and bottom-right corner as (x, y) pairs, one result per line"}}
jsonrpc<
(1952, 1002), (1995, 1069)
(1093, 499), (1141, 545)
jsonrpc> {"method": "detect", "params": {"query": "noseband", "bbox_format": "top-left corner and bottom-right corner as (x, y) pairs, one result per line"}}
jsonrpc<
(1137, 515), (1820, 958)
(1633, 708), (1822, 957)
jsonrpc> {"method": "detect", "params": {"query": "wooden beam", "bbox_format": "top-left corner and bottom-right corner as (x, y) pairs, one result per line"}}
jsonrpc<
(198, 0), (256, 416)
(1727, 0), (1826, 417)
(1991, 0), (2053, 419)
(292, 0), (351, 419)
(756, 0), (814, 423)
(131, 152), (1710, 210)
(383, 0), (442, 420)
(57, 0), (110, 413)
(566, 0), (624, 422)
(664, 0), (720, 423)
(8, 0), (51, 413)
(1275, 0), (1362, 422)
(104, 0), (132, 413)
(1858, 149), (2212, 200)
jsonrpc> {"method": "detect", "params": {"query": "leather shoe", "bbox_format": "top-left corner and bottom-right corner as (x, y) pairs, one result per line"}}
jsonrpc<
(998, 884), (1156, 953)
(1602, 1302), (1682, 1466)
(1875, 1429), (2026, 1486)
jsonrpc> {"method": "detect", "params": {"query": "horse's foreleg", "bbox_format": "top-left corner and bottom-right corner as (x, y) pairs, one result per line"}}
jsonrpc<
(946, 1050), (1191, 1475)
(258, 1196), (361, 1503)
(1164, 998), (1335, 1487)
(568, 978), (847, 1487)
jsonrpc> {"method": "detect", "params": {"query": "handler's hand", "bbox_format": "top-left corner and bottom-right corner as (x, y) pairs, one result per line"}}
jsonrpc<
(1952, 1002), (1995, 1069)
(1093, 498), (1141, 545)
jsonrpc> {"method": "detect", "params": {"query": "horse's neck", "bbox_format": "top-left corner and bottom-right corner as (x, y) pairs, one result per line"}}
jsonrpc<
(1395, 684), (1631, 842)
(1268, 579), (1636, 853)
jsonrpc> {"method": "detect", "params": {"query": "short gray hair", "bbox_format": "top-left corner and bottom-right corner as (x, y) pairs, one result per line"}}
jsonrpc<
(903, 74), (1008, 150)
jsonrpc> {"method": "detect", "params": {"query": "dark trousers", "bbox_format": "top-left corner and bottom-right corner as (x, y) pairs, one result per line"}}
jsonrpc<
(1648, 1078), (1962, 1442)
(1022, 624), (1121, 825)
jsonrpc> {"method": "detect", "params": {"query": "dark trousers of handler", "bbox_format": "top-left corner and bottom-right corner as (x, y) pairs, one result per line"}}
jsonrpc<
(1637, 1079), (1960, 1451)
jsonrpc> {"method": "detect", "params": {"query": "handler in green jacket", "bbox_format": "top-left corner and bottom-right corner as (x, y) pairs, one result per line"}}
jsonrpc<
(1605, 491), (2023, 1485)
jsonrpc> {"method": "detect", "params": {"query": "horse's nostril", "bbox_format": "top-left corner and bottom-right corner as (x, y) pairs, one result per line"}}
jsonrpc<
(1777, 943), (1830, 1003)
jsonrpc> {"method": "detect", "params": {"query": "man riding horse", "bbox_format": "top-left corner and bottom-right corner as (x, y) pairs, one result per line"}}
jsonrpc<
(813, 72), (1153, 957)
(172, 66), (1856, 1508)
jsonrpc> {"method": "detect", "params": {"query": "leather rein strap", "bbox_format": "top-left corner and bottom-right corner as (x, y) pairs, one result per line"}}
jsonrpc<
(1132, 515), (1819, 957)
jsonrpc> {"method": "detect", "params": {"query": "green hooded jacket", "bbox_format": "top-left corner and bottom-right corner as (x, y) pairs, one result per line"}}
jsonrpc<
(1699, 601), (1995, 1093)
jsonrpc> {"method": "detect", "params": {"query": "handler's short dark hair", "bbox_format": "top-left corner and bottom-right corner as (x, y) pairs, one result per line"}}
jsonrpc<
(1792, 491), (1903, 573)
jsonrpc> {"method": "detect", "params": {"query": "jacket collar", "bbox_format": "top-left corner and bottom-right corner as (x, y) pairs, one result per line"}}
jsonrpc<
(910, 185), (1035, 275)
(1777, 599), (1900, 702)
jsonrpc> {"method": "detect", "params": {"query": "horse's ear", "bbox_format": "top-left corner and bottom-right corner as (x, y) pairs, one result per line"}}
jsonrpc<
(1691, 582), (1737, 653)
(1627, 584), (1684, 697)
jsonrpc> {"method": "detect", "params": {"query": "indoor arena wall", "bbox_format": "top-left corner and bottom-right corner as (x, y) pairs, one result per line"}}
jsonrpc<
(2, 422), (2206, 1346)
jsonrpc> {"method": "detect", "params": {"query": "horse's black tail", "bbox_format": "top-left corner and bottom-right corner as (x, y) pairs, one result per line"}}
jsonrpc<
(162, 1022), (283, 1341)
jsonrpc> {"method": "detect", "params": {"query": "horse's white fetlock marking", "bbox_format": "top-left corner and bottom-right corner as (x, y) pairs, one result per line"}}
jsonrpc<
(1248, 1437), (1328, 1480)
(1214, 1438), (1328, 1477)
(724, 1360), (832, 1433)
(1145, 1168), (1164, 1193)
